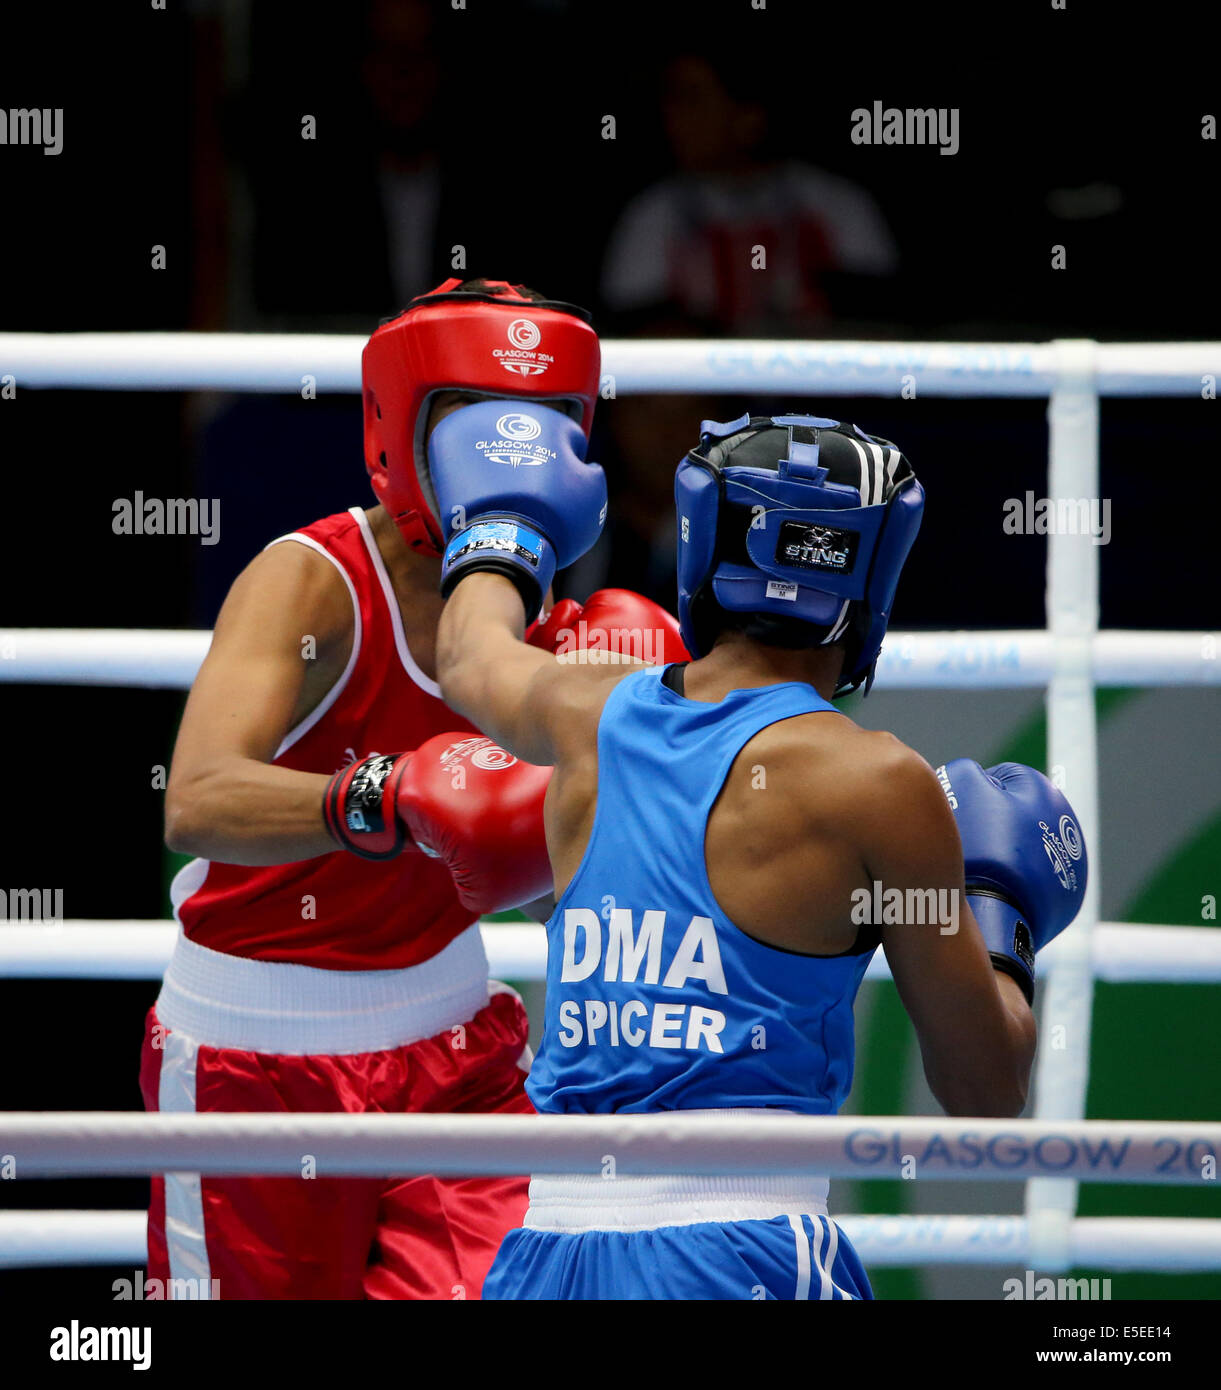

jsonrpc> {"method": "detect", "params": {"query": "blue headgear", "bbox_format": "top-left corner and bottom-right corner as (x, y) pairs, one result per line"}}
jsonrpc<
(675, 413), (924, 695)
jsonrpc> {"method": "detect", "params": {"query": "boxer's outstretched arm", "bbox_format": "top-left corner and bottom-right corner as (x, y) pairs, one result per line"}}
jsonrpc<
(858, 744), (1036, 1117)
(437, 572), (620, 768)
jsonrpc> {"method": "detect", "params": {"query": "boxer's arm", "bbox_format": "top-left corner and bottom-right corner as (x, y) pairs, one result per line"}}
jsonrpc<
(437, 572), (625, 769)
(858, 742), (1036, 1117)
(164, 542), (349, 865)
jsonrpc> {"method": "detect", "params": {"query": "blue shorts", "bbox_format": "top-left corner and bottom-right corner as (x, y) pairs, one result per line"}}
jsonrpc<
(483, 1213), (873, 1301)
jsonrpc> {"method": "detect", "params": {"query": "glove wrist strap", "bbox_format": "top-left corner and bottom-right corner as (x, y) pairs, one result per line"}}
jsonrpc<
(323, 753), (410, 861)
(440, 516), (556, 624)
(967, 889), (1036, 1005)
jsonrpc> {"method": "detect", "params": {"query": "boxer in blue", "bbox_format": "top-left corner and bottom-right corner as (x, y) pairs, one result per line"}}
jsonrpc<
(426, 406), (1088, 1299)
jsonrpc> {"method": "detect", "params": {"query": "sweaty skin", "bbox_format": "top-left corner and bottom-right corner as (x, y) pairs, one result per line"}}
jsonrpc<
(437, 572), (1036, 1118)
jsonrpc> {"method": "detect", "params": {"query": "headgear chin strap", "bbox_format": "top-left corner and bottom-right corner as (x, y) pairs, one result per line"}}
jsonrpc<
(675, 413), (925, 696)
(362, 279), (601, 554)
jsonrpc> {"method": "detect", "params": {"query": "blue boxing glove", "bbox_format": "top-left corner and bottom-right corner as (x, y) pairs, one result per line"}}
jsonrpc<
(428, 399), (607, 623)
(937, 759), (1088, 1003)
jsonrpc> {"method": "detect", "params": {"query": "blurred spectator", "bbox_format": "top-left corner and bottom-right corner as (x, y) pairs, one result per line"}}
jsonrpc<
(601, 53), (898, 337)
(363, 0), (445, 306)
(242, 0), (451, 328)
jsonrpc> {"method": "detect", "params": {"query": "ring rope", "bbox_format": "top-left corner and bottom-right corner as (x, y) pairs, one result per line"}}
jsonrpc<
(2, 1113), (1216, 1183)
(1, 333), (1217, 396)
(0, 921), (1215, 985)
(1, 628), (1216, 689)
(3, 1211), (1217, 1273)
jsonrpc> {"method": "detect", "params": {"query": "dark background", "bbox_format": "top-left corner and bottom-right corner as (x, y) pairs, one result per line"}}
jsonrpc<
(0, 0), (1216, 1298)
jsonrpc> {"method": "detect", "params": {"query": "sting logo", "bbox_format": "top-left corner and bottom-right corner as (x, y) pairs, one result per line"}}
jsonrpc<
(775, 520), (858, 573)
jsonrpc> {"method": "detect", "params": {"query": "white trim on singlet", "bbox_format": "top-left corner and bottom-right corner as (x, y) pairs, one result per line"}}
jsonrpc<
(351, 505), (442, 700)
(169, 854), (211, 926)
(262, 527), (363, 758)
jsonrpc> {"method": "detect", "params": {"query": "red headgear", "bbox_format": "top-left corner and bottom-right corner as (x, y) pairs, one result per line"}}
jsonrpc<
(362, 279), (602, 553)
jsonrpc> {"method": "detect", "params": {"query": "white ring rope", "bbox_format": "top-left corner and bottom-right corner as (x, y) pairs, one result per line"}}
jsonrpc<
(1, 1113), (1216, 1183)
(2, 1211), (1217, 1273)
(1, 333), (1218, 396)
(0, 922), (1217, 985)
(1, 628), (1217, 689)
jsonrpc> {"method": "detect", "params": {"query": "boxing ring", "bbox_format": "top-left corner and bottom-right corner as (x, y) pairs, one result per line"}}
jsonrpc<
(1, 333), (1219, 1282)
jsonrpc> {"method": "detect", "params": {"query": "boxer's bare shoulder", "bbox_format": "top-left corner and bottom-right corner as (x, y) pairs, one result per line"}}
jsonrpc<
(171, 540), (355, 786)
(728, 711), (935, 823)
(220, 539), (356, 725)
(706, 711), (953, 955)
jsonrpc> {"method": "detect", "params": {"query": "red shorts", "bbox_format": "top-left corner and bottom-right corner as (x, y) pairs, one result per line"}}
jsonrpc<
(139, 925), (531, 1300)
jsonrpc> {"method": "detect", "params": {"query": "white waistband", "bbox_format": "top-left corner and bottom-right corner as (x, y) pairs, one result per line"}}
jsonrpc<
(157, 924), (491, 1055)
(523, 1110), (830, 1232)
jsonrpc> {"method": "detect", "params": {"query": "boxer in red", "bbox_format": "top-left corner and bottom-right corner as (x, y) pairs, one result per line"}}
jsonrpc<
(140, 278), (687, 1299)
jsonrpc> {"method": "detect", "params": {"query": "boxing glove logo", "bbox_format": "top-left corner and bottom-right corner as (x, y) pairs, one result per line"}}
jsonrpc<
(1059, 814), (1084, 861)
(934, 763), (958, 809)
(438, 736), (518, 774)
(496, 413), (542, 440)
(1040, 817), (1083, 892)
(477, 414), (555, 468)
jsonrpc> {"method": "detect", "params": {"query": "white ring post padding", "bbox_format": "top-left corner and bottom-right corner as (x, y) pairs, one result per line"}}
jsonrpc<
(0, 921), (1218, 984)
(2, 334), (1219, 396)
(1, 628), (1218, 689)
(1, 1113), (1217, 1182)
(1027, 340), (1101, 1270)
(3, 1210), (1218, 1272)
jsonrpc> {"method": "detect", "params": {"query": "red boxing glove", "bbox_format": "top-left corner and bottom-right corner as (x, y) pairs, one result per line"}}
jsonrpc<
(526, 598), (585, 653)
(532, 589), (690, 666)
(325, 737), (552, 913)
(396, 734), (553, 915)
